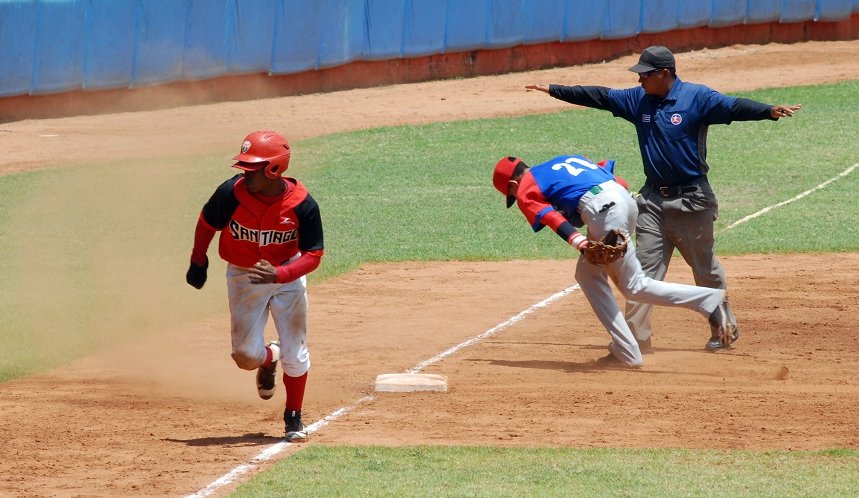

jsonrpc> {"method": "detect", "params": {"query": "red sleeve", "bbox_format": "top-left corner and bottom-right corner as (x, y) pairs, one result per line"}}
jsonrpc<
(541, 211), (586, 249)
(516, 173), (553, 228)
(274, 249), (324, 284)
(539, 210), (567, 232)
(518, 175), (586, 249)
(190, 214), (217, 265)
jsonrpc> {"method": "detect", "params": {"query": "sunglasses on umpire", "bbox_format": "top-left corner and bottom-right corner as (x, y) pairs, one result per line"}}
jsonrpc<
(638, 69), (664, 79)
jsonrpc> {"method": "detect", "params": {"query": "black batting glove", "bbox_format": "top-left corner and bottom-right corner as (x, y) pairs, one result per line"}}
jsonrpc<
(186, 257), (208, 289)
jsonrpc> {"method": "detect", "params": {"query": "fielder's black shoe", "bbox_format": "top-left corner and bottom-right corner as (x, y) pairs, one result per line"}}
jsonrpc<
(256, 342), (280, 400)
(284, 409), (307, 443)
(706, 302), (740, 351)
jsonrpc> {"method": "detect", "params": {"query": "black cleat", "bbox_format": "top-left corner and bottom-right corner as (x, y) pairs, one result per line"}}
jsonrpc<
(256, 342), (280, 400)
(284, 409), (308, 442)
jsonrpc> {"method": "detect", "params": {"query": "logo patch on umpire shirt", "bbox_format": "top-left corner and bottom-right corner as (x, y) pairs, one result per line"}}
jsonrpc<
(671, 113), (683, 125)
(642, 114), (651, 123)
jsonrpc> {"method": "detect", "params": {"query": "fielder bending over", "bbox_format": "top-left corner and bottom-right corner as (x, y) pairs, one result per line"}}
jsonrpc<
(493, 154), (736, 367)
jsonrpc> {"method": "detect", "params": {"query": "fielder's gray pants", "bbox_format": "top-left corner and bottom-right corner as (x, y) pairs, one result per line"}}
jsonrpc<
(624, 180), (738, 342)
(576, 182), (725, 366)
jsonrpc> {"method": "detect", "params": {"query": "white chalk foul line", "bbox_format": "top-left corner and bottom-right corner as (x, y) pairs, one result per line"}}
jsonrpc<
(720, 163), (856, 232)
(187, 396), (375, 498)
(407, 284), (582, 374)
(187, 284), (582, 497)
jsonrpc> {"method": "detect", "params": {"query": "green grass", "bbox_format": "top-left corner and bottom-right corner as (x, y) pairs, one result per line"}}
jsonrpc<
(230, 446), (859, 497)
(708, 83), (859, 252)
(1, 81), (857, 380)
(300, 80), (859, 273)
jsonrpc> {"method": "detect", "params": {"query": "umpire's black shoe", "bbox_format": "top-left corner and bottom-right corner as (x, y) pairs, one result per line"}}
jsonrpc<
(706, 301), (739, 351)
(256, 342), (280, 400)
(284, 409), (308, 443)
(706, 328), (739, 351)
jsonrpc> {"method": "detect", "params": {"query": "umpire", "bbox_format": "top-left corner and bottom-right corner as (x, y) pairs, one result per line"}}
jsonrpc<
(526, 46), (801, 351)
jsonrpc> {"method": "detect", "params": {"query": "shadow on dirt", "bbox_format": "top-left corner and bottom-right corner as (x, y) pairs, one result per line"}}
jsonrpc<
(164, 433), (282, 447)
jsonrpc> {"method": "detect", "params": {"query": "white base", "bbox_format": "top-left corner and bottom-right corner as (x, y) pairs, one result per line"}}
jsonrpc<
(374, 373), (449, 392)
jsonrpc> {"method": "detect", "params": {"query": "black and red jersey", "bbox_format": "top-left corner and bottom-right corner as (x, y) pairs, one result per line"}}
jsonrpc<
(200, 174), (324, 268)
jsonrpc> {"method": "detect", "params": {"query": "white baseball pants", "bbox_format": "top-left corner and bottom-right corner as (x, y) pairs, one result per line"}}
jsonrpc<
(226, 263), (310, 377)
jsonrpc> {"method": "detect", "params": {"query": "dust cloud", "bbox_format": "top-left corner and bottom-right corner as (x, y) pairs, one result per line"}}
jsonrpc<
(2, 157), (227, 379)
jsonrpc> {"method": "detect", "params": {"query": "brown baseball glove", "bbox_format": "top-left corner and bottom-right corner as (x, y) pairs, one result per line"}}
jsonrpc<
(582, 230), (628, 265)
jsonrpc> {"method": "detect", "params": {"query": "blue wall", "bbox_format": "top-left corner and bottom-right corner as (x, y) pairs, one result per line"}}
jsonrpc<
(0, 0), (855, 97)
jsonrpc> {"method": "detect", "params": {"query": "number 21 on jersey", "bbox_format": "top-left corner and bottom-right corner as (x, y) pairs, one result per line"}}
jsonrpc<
(551, 156), (598, 176)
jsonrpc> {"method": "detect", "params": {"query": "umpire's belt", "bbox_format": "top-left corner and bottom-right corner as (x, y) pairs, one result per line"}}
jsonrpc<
(649, 176), (707, 198)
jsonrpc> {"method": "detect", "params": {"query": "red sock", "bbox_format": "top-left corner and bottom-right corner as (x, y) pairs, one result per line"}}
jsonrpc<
(262, 345), (274, 367)
(283, 371), (308, 412)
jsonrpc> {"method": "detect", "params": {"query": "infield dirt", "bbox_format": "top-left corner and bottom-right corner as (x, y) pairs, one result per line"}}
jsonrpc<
(1, 41), (858, 497)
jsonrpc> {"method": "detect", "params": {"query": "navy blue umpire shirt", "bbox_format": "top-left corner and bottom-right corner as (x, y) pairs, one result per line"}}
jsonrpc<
(549, 79), (774, 187)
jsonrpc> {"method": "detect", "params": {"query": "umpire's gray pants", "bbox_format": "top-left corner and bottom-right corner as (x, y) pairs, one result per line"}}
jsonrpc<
(624, 180), (737, 342)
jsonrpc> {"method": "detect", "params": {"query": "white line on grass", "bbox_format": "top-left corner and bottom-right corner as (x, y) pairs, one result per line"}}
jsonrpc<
(720, 163), (856, 232)
(189, 161), (856, 496)
(186, 284), (582, 497)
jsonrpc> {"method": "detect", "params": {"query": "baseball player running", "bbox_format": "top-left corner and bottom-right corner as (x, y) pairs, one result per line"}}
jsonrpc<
(493, 154), (735, 367)
(186, 130), (324, 442)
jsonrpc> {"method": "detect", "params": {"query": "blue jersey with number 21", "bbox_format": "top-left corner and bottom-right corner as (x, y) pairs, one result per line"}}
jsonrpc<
(519, 154), (616, 232)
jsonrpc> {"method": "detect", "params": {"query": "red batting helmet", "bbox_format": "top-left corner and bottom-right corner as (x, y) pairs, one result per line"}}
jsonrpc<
(493, 156), (522, 208)
(232, 130), (291, 179)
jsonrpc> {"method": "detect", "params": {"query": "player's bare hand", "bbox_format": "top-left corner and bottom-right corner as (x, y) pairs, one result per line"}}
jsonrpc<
(771, 104), (801, 119)
(248, 260), (277, 284)
(525, 84), (549, 93)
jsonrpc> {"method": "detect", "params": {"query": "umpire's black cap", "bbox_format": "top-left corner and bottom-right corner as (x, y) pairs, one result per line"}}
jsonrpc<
(628, 46), (675, 73)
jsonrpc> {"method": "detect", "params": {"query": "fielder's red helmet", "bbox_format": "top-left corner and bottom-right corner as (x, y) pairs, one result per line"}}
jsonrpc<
(493, 156), (522, 208)
(232, 130), (291, 179)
